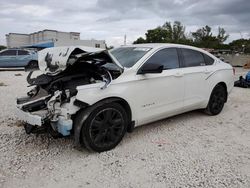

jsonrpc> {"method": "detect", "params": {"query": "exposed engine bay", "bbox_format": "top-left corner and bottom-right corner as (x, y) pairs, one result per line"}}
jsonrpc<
(16, 47), (123, 137)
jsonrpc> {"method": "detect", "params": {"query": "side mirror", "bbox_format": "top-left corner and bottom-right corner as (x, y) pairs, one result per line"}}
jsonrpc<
(138, 63), (163, 74)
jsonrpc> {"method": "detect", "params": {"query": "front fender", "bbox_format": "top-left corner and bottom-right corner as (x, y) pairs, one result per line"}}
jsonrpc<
(73, 97), (127, 149)
(75, 83), (135, 117)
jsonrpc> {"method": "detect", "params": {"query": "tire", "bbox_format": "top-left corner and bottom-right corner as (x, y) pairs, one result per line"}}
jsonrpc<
(26, 61), (38, 70)
(205, 84), (227, 115)
(79, 103), (128, 152)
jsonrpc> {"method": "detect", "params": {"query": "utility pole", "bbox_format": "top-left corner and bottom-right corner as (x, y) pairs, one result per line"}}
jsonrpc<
(124, 34), (127, 45)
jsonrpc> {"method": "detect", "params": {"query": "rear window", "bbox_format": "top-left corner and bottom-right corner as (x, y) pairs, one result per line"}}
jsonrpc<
(182, 48), (205, 67)
(111, 47), (151, 68)
(203, 54), (214, 65)
(18, 50), (29, 55)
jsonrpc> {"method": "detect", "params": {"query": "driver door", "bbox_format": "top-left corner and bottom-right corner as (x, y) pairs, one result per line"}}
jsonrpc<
(0, 50), (17, 67)
(134, 48), (185, 125)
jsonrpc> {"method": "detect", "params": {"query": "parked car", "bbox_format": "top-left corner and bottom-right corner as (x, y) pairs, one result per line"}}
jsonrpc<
(0, 48), (38, 69)
(16, 44), (234, 152)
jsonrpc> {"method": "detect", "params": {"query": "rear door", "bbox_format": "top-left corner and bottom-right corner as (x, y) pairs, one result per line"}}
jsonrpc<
(135, 48), (185, 125)
(17, 50), (31, 67)
(180, 48), (209, 109)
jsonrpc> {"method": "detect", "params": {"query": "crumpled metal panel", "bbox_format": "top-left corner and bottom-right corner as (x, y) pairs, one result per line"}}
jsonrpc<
(38, 46), (104, 75)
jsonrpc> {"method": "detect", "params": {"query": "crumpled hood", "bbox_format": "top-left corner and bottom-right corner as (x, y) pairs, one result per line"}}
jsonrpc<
(38, 46), (122, 75)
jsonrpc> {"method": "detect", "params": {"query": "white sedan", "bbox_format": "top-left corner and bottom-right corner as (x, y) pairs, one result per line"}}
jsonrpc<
(16, 44), (234, 152)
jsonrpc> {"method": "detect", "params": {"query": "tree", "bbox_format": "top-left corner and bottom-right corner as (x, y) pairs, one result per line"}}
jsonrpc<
(0, 45), (6, 51)
(133, 37), (146, 44)
(192, 25), (213, 43)
(192, 25), (229, 49)
(162, 21), (186, 42)
(133, 21), (189, 44)
(217, 27), (229, 44)
(133, 21), (230, 49)
(145, 27), (169, 43)
(229, 39), (250, 53)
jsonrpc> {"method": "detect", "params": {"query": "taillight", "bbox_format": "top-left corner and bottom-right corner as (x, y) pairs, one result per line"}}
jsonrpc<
(233, 68), (235, 75)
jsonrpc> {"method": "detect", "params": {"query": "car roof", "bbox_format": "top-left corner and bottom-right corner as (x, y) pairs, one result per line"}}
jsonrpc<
(9, 48), (29, 50)
(121, 43), (207, 53)
(2, 48), (36, 52)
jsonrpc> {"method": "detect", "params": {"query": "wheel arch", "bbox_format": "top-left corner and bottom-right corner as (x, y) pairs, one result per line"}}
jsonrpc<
(73, 96), (133, 149)
(94, 97), (132, 122)
(216, 82), (228, 102)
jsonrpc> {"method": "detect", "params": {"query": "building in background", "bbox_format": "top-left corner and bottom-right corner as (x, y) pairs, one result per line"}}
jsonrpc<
(6, 29), (106, 49)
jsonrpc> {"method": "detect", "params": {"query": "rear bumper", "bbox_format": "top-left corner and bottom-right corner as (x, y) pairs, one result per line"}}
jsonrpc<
(16, 107), (43, 126)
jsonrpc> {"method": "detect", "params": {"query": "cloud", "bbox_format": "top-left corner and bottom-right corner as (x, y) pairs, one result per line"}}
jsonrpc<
(0, 0), (249, 46)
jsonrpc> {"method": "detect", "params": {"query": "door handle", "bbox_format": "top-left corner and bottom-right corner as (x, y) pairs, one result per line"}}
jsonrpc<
(174, 72), (183, 77)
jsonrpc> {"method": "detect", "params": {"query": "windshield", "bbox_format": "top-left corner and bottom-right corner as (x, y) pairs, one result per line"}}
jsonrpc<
(110, 47), (151, 68)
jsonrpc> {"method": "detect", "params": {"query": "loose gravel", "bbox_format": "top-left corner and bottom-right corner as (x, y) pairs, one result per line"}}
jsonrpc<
(0, 68), (250, 188)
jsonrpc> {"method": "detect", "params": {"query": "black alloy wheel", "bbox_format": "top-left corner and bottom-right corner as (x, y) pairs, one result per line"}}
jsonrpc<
(90, 108), (124, 147)
(205, 84), (227, 115)
(80, 103), (128, 152)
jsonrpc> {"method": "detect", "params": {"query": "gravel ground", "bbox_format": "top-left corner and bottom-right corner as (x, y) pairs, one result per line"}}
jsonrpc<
(0, 68), (250, 188)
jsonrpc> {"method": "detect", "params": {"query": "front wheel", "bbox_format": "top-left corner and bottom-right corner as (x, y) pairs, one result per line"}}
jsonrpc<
(25, 60), (38, 71)
(80, 103), (128, 152)
(205, 84), (227, 115)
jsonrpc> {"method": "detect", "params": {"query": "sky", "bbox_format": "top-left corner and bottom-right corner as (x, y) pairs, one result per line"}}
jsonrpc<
(0, 0), (250, 47)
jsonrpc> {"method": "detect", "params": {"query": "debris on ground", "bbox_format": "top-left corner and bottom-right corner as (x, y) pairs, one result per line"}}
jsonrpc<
(14, 73), (22, 76)
(234, 71), (250, 88)
(243, 61), (250, 69)
(0, 82), (7, 86)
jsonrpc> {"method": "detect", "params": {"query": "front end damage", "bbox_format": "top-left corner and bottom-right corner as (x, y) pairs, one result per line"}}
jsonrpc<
(16, 46), (123, 139)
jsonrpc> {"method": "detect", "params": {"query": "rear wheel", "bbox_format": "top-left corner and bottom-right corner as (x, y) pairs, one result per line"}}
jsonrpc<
(80, 103), (128, 152)
(205, 84), (227, 115)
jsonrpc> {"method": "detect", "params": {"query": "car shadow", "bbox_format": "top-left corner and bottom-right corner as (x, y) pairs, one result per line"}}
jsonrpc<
(8, 110), (207, 156)
(135, 110), (206, 131)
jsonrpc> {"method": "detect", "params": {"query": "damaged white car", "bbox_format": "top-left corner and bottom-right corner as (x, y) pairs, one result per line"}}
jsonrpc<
(16, 44), (234, 152)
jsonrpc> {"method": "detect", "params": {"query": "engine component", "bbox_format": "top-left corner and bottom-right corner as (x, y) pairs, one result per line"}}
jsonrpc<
(51, 116), (73, 136)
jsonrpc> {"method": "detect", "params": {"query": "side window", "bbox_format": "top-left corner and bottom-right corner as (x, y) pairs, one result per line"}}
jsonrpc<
(182, 49), (205, 67)
(145, 48), (179, 69)
(18, 50), (29, 55)
(0, 50), (16, 56)
(203, 54), (214, 65)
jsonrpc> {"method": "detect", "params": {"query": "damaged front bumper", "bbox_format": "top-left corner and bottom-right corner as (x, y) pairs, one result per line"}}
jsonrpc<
(16, 96), (50, 126)
(16, 107), (44, 126)
(16, 91), (81, 136)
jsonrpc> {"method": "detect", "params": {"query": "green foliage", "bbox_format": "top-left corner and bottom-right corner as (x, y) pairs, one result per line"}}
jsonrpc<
(0, 45), (6, 51)
(133, 21), (233, 50)
(217, 27), (229, 44)
(133, 37), (146, 44)
(191, 25), (230, 49)
(192, 25), (213, 43)
(145, 27), (168, 43)
(229, 39), (250, 53)
(134, 21), (189, 44)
